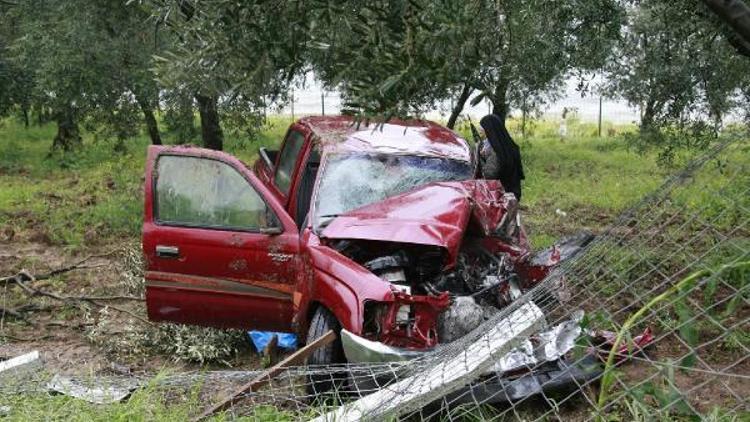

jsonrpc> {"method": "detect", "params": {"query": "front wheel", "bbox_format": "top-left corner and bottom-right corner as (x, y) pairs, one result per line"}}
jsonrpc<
(306, 306), (346, 395)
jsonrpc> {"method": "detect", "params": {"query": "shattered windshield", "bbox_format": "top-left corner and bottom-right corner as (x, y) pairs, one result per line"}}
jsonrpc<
(313, 153), (472, 230)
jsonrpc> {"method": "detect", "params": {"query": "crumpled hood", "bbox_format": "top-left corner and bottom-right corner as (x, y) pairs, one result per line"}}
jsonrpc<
(321, 180), (512, 267)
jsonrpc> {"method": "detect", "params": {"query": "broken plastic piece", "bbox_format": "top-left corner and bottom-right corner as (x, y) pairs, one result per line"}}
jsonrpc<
(588, 327), (655, 362)
(248, 331), (298, 353)
(341, 329), (430, 363)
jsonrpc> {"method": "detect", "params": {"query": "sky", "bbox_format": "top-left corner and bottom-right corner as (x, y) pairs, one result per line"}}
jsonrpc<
(277, 73), (642, 124)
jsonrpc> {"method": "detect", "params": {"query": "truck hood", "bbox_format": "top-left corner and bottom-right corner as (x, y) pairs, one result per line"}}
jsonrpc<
(320, 180), (513, 267)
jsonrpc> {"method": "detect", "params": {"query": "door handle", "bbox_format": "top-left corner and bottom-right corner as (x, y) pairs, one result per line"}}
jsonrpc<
(156, 245), (180, 258)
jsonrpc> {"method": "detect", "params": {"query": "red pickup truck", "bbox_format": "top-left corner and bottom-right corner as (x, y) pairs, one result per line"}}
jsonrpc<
(142, 116), (568, 373)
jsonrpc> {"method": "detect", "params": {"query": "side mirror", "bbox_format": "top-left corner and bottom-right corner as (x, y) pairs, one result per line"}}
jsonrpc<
(259, 226), (283, 235)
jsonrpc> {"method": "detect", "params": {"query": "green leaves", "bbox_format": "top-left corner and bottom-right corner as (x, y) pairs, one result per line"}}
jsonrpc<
(604, 0), (750, 154)
(628, 361), (696, 417)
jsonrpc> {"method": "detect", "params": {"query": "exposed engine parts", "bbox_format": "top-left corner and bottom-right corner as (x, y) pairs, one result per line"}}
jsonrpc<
(331, 231), (593, 350)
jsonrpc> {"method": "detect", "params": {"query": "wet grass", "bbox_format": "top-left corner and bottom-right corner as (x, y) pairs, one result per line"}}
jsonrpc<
(0, 117), (288, 248)
(1, 377), (300, 421)
(0, 116), (746, 421)
(0, 116), (657, 249)
(520, 134), (663, 248)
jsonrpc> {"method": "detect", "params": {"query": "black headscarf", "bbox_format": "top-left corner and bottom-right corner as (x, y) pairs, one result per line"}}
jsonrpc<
(480, 114), (525, 200)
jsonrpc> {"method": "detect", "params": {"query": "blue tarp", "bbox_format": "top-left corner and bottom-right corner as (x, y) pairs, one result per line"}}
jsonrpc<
(248, 331), (298, 353)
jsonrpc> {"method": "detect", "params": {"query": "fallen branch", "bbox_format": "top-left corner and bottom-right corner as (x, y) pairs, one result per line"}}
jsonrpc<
(12, 271), (152, 325)
(67, 295), (144, 302)
(0, 306), (26, 321)
(45, 320), (95, 329)
(0, 332), (53, 342)
(1, 252), (116, 285)
(88, 301), (153, 325)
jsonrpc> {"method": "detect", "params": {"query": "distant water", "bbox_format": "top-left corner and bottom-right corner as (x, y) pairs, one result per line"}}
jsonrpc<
(279, 73), (641, 124)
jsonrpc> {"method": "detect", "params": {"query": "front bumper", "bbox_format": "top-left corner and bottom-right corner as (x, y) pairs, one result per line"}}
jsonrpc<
(341, 329), (431, 363)
(341, 311), (600, 403)
(342, 311), (584, 368)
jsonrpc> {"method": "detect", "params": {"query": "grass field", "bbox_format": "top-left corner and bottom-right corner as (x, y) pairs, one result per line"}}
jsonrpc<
(0, 117), (666, 249)
(1, 116), (736, 420)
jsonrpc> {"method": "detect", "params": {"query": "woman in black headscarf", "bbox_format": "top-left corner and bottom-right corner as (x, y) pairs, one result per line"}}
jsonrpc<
(479, 114), (525, 200)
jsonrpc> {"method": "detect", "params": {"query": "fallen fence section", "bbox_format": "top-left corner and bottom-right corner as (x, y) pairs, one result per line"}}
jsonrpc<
(0, 351), (41, 383)
(314, 302), (545, 421)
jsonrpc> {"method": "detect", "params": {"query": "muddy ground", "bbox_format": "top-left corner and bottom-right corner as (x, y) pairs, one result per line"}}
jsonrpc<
(2, 237), (747, 419)
(0, 239), (265, 376)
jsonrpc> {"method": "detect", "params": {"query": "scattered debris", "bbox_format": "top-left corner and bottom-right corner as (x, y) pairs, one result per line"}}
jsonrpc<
(196, 330), (336, 421)
(315, 304), (544, 421)
(47, 374), (141, 404)
(494, 311), (584, 373)
(589, 327), (655, 362)
(341, 308), (653, 408)
(449, 355), (603, 406)
(0, 350), (41, 381)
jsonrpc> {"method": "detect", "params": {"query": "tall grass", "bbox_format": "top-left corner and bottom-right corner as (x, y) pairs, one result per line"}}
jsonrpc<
(0, 117), (288, 248)
(0, 116), (661, 249)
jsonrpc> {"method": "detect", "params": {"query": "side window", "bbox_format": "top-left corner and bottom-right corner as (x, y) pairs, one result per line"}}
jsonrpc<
(155, 155), (277, 230)
(274, 130), (305, 195)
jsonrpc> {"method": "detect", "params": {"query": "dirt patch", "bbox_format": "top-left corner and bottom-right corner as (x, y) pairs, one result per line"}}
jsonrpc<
(0, 239), (263, 378)
(616, 342), (750, 414)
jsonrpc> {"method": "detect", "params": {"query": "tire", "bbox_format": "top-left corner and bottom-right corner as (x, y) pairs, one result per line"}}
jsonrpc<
(306, 306), (346, 396)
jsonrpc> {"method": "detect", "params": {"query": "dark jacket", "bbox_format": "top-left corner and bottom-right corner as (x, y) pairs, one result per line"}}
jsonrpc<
(479, 114), (524, 200)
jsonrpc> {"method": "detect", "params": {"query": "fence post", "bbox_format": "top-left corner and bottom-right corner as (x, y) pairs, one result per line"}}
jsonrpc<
(321, 91), (325, 116)
(598, 96), (603, 137)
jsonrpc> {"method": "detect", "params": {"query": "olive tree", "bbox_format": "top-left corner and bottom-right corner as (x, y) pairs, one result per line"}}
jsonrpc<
(5, 0), (165, 149)
(310, 0), (624, 129)
(148, 0), (313, 150)
(701, 0), (750, 57)
(604, 0), (749, 138)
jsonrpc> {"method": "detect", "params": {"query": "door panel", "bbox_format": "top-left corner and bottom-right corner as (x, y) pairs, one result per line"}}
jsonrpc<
(142, 146), (300, 331)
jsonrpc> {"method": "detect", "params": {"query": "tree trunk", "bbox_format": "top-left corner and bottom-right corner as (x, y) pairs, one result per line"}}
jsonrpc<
(35, 105), (45, 126)
(52, 106), (82, 151)
(701, 0), (750, 44)
(490, 77), (511, 128)
(726, 30), (750, 57)
(137, 98), (162, 145)
(641, 99), (657, 132)
(22, 106), (29, 128)
(195, 94), (223, 151)
(447, 84), (473, 129)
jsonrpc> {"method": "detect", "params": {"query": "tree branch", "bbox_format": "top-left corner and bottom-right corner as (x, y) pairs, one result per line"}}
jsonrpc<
(1, 252), (115, 285)
(727, 30), (750, 57)
(701, 0), (750, 46)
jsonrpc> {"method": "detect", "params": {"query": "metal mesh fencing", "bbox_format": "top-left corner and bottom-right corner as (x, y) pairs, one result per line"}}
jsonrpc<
(213, 139), (749, 421)
(1, 139), (747, 421)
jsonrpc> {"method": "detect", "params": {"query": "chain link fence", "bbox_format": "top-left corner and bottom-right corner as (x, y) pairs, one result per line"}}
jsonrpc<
(210, 139), (748, 420)
(1, 139), (747, 420)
